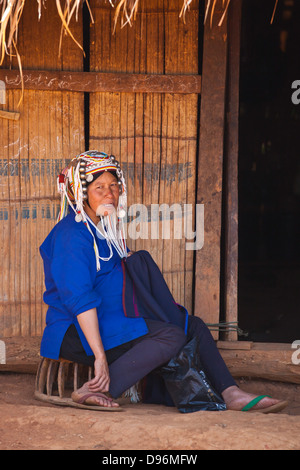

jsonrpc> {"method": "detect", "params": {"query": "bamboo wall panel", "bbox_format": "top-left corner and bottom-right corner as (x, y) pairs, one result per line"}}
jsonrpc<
(0, 2), (84, 337)
(89, 0), (199, 314)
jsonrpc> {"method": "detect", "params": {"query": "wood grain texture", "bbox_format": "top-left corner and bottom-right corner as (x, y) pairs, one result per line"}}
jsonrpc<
(0, 0), (235, 342)
(222, 0), (241, 340)
(89, 0), (199, 314)
(0, 69), (201, 94)
(0, 1), (84, 337)
(194, 0), (228, 335)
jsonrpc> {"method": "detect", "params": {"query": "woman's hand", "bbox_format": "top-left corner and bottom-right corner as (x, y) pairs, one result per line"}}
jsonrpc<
(77, 308), (110, 393)
(88, 356), (110, 393)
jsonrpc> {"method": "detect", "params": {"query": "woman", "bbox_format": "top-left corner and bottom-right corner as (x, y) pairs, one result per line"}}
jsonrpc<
(39, 151), (287, 413)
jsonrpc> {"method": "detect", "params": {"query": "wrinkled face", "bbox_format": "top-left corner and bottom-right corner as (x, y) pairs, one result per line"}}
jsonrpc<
(84, 171), (119, 223)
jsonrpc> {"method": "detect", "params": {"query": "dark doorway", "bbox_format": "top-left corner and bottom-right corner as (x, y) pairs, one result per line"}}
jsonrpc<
(238, 0), (300, 342)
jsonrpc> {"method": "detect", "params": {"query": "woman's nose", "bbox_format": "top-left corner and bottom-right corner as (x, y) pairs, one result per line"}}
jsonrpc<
(103, 187), (113, 197)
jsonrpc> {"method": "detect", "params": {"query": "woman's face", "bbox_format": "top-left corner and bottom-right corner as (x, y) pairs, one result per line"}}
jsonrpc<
(84, 171), (119, 223)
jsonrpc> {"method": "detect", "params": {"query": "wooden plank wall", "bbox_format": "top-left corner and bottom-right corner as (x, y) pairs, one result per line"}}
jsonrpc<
(89, 0), (199, 314)
(0, 2), (84, 337)
(0, 0), (202, 339)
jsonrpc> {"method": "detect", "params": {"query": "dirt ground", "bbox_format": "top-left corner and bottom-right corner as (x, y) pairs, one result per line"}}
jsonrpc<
(0, 372), (300, 451)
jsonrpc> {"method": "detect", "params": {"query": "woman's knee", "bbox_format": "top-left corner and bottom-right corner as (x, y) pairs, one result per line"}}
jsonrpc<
(158, 324), (186, 358)
(145, 320), (186, 359)
(187, 315), (213, 341)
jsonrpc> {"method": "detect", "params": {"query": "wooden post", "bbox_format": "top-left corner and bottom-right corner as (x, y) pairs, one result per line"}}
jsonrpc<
(194, 0), (228, 338)
(223, 0), (242, 340)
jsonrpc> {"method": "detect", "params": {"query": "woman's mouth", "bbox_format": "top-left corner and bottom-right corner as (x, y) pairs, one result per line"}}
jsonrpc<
(96, 204), (116, 217)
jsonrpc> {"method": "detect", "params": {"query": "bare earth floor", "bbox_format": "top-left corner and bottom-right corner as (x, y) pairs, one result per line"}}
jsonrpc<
(0, 373), (300, 451)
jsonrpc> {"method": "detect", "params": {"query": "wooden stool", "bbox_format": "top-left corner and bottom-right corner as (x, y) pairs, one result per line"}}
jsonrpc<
(34, 357), (138, 410)
(34, 357), (103, 410)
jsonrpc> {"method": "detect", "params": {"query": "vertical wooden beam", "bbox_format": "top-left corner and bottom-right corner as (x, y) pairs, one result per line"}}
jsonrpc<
(194, 1), (228, 338)
(223, 0), (242, 340)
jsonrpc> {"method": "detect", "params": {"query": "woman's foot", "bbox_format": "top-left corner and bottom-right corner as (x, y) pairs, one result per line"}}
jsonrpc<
(222, 386), (288, 413)
(71, 383), (120, 408)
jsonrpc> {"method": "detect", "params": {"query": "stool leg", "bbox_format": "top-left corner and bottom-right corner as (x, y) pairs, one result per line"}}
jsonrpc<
(73, 363), (79, 391)
(35, 358), (50, 394)
(58, 361), (69, 398)
(47, 360), (58, 396)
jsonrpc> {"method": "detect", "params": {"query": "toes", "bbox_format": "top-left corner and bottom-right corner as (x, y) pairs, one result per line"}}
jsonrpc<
(254, 397), (279, 410)
(93, 397), (110, 407)
(86, 394), (119, 408)
(71, 389), (120, 408)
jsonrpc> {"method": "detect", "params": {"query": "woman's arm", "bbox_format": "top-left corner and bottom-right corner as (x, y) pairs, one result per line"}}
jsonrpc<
(77, 308), (110, 393)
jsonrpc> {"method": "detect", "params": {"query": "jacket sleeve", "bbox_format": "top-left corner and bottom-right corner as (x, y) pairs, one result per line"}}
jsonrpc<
(50, 227), (102, 317)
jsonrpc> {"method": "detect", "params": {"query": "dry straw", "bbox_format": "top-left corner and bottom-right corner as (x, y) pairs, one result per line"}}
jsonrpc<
(0, 0), (279, 105)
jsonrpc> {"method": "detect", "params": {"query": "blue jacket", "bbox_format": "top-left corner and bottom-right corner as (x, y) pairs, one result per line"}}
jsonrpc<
(39, 211), (148, 359)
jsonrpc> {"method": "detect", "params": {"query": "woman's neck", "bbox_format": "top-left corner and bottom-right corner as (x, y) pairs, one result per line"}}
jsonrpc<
(83, 203), (100, 226)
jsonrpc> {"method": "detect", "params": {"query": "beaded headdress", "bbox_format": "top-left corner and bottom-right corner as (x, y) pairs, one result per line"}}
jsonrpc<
(57, 150), (127, 270)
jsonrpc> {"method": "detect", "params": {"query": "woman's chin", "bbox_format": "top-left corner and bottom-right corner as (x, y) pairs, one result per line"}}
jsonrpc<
(96, 204), (116, 217)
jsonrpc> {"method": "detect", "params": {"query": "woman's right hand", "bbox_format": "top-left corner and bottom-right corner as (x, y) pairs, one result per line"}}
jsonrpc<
(77, 308), (110, 393)
(88, 356), (110, 393)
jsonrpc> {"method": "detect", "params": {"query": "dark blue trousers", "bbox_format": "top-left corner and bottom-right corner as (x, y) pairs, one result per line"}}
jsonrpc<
(186, 316), (236, 394)
(60, 316), (236, 399)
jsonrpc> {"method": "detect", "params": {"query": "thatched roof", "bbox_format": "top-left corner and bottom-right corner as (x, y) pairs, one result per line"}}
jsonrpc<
(0, 0), (280, 65)
(0, 0), (233, 65)
(0, 0), (278, 105)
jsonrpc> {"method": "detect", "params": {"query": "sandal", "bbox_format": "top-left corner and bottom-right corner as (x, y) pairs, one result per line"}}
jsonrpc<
(71, 392), (122, 411)
(241, 395), (288, 414)
(34, 390), (122, 411)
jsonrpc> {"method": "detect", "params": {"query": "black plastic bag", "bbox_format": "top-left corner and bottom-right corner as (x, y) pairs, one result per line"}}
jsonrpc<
(157, 337), (227, 413)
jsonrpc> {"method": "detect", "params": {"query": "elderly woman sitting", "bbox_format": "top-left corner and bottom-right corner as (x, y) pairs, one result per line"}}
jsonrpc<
(39, 151), (287, 413)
